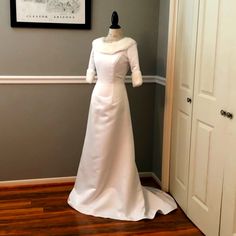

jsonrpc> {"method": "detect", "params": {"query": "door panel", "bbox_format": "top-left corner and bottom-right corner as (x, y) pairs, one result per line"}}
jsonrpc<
(170, 0), (199, 211)
(221, 148), (236, 236)
(191, 121), (213, 206)
(187, 0), (229, 235)
(175, 111), (191, 188)
(220, 1), (236, 235)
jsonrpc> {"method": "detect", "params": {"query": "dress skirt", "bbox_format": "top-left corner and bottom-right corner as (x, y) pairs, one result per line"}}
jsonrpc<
(68, 80), (177, 221)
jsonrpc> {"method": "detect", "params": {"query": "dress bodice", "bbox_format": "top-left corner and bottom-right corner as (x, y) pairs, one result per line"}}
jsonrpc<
(94, 50), (129, 83)
(86, 37), (143, 87)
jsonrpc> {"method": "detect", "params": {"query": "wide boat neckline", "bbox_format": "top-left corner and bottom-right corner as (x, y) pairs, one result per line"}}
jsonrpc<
(92, 37), (136, 54)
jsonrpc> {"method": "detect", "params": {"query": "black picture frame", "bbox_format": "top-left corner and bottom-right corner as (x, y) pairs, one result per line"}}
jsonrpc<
(10, 0), (91, 29)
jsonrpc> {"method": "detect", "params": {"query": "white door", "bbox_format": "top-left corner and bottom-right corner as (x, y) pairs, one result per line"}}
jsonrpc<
(221, 134), (236, 236)
(187, 0), (234, 235)
(169, 0), (199, 211)
(221, 133), (236, 236)
(219, 1), (236, 235)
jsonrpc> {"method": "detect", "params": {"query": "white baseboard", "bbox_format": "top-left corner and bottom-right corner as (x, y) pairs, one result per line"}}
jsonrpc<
(150, 173), (162, 187)
(139, 172), (162, 187)
(0, 176), (76, 187)
(0, 172), (161, 188)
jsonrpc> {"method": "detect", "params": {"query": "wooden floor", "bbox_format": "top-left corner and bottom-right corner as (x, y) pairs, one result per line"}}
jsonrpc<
(0, 178), (204, 236)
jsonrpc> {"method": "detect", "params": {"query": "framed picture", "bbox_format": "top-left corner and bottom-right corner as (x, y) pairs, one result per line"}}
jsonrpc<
(10, 0), (91, 29)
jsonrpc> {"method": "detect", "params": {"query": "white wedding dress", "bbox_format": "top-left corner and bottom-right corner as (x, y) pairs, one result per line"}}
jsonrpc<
(68, 37), (177, 221)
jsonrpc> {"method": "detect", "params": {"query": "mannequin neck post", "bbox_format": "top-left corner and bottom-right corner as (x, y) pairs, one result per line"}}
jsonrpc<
(104, 28), (124, 43)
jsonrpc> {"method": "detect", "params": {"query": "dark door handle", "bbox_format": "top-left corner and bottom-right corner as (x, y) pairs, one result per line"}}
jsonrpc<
(220, 110), (227, 116)
(220, 110), (233, 119)
(187, 97), (192, 103)
(226, 112), (233, 119)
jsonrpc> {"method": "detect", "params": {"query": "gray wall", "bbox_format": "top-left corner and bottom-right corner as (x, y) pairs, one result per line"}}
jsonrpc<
(152, 0), (170, 180)
(127, 84), (155, 172)
(152, 84), (165, 179)
(0, 83), (155, 181)
(0, 0), (159, 75)
(157, 0), (170, 77)
(0, 0), (170, 181)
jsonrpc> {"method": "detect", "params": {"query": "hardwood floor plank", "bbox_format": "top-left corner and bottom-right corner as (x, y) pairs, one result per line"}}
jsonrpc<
(0, 201), (31, 210)
(0, 208), (44, 217)
(0, 184), (73, 197)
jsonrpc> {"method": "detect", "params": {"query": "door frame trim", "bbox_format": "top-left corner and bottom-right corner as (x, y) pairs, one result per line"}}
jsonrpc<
(161, 0), (178, 192)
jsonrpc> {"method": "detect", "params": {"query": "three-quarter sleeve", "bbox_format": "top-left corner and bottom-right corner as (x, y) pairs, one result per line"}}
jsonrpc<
(86, 48), (96, 83)
(127, 43), (143, 87)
